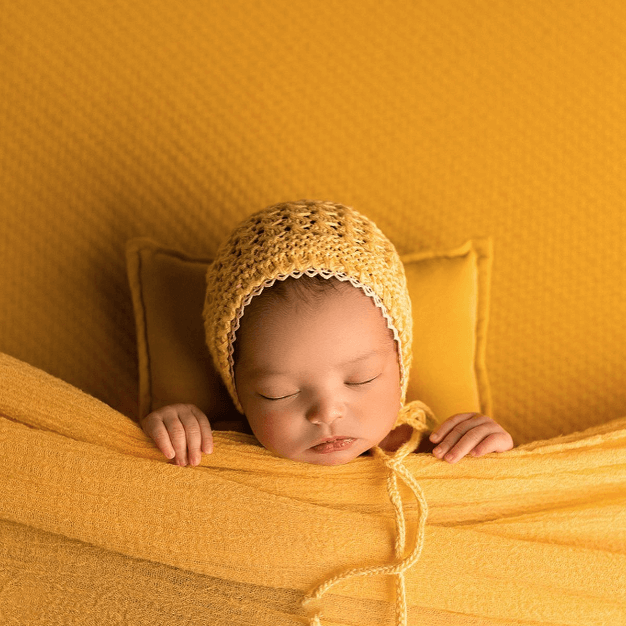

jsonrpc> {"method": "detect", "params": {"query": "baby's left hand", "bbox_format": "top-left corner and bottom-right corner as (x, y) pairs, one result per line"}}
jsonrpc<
(429, 413), (514, 464)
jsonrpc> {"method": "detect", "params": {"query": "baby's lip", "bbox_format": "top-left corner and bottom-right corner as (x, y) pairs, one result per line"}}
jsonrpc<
(311, 436), (355, 447)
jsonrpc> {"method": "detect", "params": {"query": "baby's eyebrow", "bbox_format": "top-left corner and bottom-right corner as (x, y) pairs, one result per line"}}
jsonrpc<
(246, 348), (386, 379)
(340, 348), (387, 367)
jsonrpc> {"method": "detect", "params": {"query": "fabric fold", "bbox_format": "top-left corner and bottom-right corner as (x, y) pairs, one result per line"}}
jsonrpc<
(2, 352), (626, 625)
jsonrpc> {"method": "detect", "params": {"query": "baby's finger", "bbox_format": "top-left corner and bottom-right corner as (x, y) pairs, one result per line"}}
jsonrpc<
(471, 431), (515, 457)
(429, 413), (483, 444)
(189, 405), (213, 455)
(175, 409), (206, 466)
(439, 423), (499, 463)
(146, 420), (176, 460)
(164, 417), (190, 465)
(431, 414), (490, 459)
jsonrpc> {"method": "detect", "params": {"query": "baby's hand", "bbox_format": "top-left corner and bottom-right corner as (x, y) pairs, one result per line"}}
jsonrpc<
(140, 403), (213, 466)
(429, 413), (514, 464)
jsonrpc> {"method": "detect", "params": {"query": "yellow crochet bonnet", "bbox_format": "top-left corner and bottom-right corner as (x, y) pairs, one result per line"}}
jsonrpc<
(203, 198), (432, 427)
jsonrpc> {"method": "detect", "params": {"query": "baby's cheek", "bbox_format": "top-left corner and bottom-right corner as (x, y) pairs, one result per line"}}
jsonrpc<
(377, 380), (403, 423)
(354, 394), (397, 444)
(247, 409), (294, 450)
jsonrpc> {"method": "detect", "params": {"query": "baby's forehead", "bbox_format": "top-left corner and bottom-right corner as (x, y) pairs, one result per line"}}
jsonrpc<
(238, 281), (396, 350)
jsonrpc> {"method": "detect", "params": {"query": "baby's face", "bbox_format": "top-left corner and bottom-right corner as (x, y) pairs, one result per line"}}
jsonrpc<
(233, 283), (402, 465)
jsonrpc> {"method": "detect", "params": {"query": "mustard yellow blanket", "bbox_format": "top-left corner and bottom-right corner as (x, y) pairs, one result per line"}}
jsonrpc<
(1, 351), (625, 625)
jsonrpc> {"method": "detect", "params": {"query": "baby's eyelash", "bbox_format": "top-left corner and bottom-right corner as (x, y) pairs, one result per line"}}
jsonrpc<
(259, 393), (295, 401)
(346, 375), (380, 386)
(259, 375), (380, 400)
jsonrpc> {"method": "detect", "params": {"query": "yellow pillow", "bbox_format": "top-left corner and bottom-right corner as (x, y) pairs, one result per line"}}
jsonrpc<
(126, 237), (493, 429)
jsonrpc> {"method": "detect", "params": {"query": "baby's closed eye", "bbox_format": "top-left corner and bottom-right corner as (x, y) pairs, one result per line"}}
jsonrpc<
(259, 393), (297, 401)
(346, 374), (380, 386)
(258, 375), (381, 400)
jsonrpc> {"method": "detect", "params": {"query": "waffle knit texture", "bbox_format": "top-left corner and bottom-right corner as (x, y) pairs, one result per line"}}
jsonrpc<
(1, 351), (626, 625)
(3, 1), (626, 444)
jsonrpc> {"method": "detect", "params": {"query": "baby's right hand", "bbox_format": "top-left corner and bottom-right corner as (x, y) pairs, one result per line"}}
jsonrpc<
(140, 403), (213, 466)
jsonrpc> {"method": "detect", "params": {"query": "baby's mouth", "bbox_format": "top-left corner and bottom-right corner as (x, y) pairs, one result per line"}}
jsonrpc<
(310, 437), (356, 452)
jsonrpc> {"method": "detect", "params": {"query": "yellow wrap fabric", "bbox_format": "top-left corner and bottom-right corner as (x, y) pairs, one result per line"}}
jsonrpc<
(1, 351), (625, 625)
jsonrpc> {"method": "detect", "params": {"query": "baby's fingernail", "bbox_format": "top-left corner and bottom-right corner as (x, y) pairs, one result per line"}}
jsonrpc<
(430, 433), (439, 441)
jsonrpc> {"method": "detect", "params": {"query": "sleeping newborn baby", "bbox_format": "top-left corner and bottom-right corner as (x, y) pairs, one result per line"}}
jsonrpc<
(141, 200), (514, 466)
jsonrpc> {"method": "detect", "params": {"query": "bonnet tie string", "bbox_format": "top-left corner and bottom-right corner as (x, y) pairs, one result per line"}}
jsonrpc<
(301, 401), (433, 626)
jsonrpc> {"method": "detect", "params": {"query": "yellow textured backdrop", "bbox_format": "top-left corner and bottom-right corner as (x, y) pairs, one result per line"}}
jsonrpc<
(1, 0), (625, 445)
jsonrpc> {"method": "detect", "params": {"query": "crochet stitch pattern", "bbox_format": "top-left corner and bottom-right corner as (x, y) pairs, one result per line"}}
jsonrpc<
(203, 199), (413, 417)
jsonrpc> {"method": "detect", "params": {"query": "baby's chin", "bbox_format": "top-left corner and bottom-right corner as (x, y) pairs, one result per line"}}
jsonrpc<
(299, 453), (364, 466)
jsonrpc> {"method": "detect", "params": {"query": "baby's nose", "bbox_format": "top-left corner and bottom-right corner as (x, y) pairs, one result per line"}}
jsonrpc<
(306, 398), (343, 424)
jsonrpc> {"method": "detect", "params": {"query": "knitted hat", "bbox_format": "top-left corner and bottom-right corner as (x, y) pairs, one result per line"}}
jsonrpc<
(203, 198), (417, 419)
